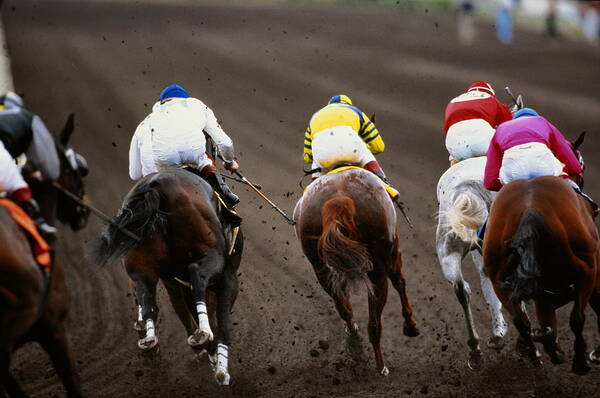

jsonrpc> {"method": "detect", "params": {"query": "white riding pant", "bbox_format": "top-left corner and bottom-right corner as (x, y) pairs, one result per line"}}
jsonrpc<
(446, 119), (495, 161)
(0, 141), (27, 194)
(499, 142), (563, 185)
(311, 126), (375, 176)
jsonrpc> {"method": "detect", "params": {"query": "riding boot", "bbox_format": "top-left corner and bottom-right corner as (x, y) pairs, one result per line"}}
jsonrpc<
(18, 198), (57, 243)
(205, 172), (240, 207)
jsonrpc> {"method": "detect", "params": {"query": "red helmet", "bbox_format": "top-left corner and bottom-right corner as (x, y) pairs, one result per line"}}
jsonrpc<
(467, 81), (495, 96)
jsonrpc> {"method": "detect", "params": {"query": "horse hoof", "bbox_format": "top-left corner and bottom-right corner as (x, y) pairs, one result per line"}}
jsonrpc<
(133, 320), (145, 333)
(188, 329), (214, 347)
(548, 349), (566, 365)
(589, 350), (600, 365)
(487, 335), (505, 350)
(380, 366), (390, 376)
(572, 361), (591, 375)
(403, 324), (420, 337)
(467, 353), (483, 371)
(137, 335), (158, 351)
(344, 323), (359, 336)
(215, 370), (231, 386)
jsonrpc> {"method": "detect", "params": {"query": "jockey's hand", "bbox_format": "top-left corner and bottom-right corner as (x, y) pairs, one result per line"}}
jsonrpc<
(224, 160), (239, 172)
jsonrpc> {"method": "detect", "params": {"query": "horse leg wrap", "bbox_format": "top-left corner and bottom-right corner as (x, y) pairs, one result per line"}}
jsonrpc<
(145, 318), (156, 338)
(188, 301), (214, 346)
(214, 344), (230, 385)
(137, 318), (158, 350)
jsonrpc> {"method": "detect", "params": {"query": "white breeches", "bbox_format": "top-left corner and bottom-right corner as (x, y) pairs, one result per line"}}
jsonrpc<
(311, 126), (375, 175)
(446, 119), (495, 161)
(140, 138), (212, 175)
(0, 141), (27, 194)
(499, 142), (563, 185)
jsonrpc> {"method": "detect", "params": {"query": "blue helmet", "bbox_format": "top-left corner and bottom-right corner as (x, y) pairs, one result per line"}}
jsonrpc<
(328, 94), (353, 105)
(160, 84), (189, 102)
(513, 107), (539, 119)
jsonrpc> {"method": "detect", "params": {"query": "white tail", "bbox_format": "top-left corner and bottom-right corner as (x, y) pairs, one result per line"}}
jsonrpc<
(440, 191), (487, 245)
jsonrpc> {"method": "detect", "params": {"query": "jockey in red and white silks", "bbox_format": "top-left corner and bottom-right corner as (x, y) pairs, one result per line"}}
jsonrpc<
(128, 84), (240, 206)
(444, 81), (512, 162)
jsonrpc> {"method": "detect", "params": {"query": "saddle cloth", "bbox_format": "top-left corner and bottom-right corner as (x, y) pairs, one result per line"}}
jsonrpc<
(305, 166), (399, 199)
(0, 198), (51, 268)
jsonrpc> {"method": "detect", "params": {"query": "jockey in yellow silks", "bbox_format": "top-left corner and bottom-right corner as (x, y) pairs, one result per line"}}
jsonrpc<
(303, 95), (398, 198)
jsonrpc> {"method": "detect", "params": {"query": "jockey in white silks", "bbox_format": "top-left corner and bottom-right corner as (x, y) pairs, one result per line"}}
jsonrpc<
(0, 92), (60, 241)
(128, 84), (240, 207)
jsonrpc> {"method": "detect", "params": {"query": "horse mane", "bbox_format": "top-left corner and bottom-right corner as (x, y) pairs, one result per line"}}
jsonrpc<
(502, 210), (547, 301)
(317, 196), (373, 295)
(91, 176), (168, 266)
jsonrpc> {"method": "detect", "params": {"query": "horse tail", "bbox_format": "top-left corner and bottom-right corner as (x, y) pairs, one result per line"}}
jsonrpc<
(318, 196), (372, 295)
(440, 190), (487, 245)
(504, 210), (547, 302)
(92, 178), (167, 266)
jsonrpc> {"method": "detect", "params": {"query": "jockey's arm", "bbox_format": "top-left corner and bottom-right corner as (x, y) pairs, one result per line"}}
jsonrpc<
(27, 115), (60, 181)
(547, 121), (583, 176)
(128, 122), (146, 180)
(204, 107), (235, 164)
(483, 138), (503, 191)
(359, 113), (384, 154)
(303, 126), (313, 164)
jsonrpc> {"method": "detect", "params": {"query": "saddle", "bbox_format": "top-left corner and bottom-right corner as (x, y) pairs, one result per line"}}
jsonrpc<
(324, 165), (399, 199)
(0, 198), (51, 268)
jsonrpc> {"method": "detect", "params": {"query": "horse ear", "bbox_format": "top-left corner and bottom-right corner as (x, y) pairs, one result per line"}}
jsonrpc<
(370, 113), (376, 124)
(60, 113), (75, 147)
(572, 131), (586, 150)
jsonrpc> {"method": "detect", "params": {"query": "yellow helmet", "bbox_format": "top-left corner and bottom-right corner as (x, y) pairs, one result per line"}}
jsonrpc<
(328, 94), (352, 105)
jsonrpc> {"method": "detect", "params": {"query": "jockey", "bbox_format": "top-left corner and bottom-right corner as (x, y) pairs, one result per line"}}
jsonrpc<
(0, 92), (60, 241)
(484, 108), (596, 208)
(303, 95), (393, 188)
(444, 81), (512, 164)
(129, 84), (240, 206)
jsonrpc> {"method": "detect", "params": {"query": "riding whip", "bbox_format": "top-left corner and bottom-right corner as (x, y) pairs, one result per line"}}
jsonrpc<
(217, 155), (296, 225)
(52, 182), (141, 241)
(396, 200), (414, 230)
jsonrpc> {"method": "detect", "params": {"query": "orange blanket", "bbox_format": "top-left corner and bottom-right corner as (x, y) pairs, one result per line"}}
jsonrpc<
(0, 199), (51, 268)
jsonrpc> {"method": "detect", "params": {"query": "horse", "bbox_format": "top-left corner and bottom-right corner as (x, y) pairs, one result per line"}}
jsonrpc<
(92, 167), (243, 386)
(483, 173), (599, 374)
(0, 114), (90, 397)
(293, 168), (419, 375)
(436, 156), (508, 369)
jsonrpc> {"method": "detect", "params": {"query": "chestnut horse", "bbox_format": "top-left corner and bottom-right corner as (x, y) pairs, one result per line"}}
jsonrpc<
(92, 167), (242, 386)
(0, 114), (90, 397)
(294, 168), (419, 375)
(483, 176), (599, 374)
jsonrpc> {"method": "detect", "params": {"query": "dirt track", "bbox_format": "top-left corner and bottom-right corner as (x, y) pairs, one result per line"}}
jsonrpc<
(3, 1), (600, 396)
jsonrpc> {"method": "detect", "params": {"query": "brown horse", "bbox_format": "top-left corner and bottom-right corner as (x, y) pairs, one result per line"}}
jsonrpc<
(0, 114), (90, 397)
(483, 176), (599, 374)
(92, 167), (242, 386)
(293, 168), (419, 375)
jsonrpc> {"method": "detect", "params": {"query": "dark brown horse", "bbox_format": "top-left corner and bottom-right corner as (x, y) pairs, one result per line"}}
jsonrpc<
(293, 168), (419, 375)
(483, 176), (599, 374)
(0, 114), (90, 397)
(92, 167), (242, 386)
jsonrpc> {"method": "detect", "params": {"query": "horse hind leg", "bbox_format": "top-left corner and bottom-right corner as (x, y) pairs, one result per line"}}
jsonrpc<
(471, 250), (507, 350)
(387, 247), (419, 337)
(507, 299), (542, 368)
(367, 273), (389, 376)
(439, 250), (482, 370)
(187, 254), (221, 347)
(163, 281), (197, 338)
(570, 288), (592, 375)
(38, 325), (83, 397)
(533, 301), (565, 364)
(588, 292), (600, 364)
(132, 273), (159, 351)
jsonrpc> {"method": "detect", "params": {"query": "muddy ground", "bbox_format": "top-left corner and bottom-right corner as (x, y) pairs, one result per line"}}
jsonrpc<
(3, 0), (600, 396)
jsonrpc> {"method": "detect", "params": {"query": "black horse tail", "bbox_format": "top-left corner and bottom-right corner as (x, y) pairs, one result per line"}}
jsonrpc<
(92, 178), (168, 266)
(318, 196), (373, 295)
(504, 210), (547, 302)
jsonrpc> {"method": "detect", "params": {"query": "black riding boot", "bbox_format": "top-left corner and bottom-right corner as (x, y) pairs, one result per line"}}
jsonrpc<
(19, 198), (57, 242)
(205, 172), (240, 207)
(372, 169), (389, 184)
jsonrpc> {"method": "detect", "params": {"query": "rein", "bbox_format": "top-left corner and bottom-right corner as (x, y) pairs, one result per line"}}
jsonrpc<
(51, 181), (141, 242)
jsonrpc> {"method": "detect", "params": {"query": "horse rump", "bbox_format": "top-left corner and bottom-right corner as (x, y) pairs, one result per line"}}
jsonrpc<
(502, 210), (548, 302)
(92, 178), (168, 266)
(318, 196), (372, 295)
